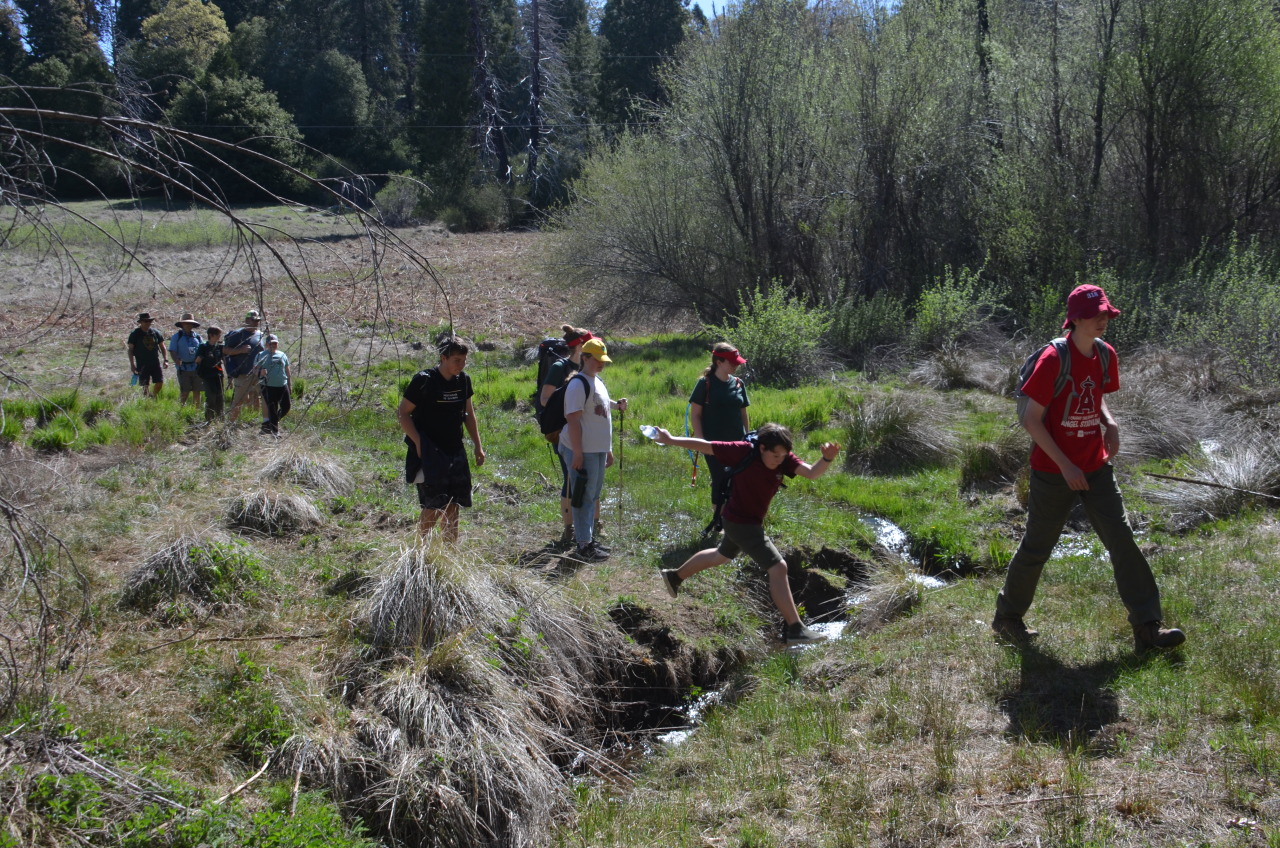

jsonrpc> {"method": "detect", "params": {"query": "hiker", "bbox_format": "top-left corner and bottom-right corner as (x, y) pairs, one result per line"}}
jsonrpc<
(558, 337), (627, 562)
(992, 284), (1186, 653)
(169, 313), (204, 407)
(653, 423), (839, 644)
(224, 310), (265, 423)
(538, 324), (593, 541)
(397, 336), (486, 542)
(194, 326), (225, 422)
(253, 334), (291, 435)
(689, 342), (750, 535)
(126, 312), (169, 398)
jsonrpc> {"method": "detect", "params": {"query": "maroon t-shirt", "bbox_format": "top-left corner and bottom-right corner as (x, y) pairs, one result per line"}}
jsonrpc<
(712, 441), (801, 525)
(1023, 335), (1120, 475)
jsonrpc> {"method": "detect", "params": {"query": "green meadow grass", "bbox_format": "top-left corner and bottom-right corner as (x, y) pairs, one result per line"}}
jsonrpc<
(7, 333), (1280, 847)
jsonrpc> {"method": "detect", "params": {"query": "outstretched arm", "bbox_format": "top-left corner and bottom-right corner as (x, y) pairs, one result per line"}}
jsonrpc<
(795, 442), (841, 479)
(653, 428), (715, 456)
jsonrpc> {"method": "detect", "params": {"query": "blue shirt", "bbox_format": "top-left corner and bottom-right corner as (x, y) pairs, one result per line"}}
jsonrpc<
(169, 330), (203, 371)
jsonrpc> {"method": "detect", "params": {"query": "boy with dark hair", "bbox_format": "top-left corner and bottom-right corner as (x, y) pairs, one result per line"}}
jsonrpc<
(126, 312), (169, 397)
(993, 284), (1186, 652)
(195, 326), (225, 422)
(653, 422), (840, 644)
(397, 337), (486, 542)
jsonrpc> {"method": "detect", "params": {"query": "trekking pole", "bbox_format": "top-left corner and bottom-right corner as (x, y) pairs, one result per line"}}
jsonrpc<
(1145, 471), (1280, 502)
(617, 403), (625, 532)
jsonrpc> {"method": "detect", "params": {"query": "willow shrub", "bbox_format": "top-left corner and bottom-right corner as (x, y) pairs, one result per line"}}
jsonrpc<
(705, 283), (830, 387)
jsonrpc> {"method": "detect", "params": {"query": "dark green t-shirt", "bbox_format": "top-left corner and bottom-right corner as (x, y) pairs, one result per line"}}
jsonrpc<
(689, 375), (750, 441)
(128, 327), (165, 365)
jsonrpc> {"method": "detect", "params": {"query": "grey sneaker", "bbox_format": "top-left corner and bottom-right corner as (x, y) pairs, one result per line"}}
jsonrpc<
(783, 621), (827, 644)
(661, 569), (683, 598)
(1134, 620), (1185, 652)
(574, 542), (609, 563)
(992, 616), (1039, 643)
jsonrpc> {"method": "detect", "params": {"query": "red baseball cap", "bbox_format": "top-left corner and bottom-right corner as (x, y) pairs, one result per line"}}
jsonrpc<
(713, 347), (747, 366)
(1063, 284), (1121, 329)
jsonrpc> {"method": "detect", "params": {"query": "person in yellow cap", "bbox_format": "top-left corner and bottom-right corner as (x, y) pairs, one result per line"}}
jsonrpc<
(559, 337), (627, 562)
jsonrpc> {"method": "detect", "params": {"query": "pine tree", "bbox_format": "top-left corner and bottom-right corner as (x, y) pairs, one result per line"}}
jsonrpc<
(598, 0), (687, 128)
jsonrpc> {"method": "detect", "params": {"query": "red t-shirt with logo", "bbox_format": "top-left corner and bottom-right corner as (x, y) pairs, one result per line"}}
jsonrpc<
(1023, 335), (1120, 475)
(712, 441), (801, 525)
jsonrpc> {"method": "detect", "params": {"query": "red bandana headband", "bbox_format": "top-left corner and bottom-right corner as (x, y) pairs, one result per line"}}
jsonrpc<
(567, 332), (594, 348)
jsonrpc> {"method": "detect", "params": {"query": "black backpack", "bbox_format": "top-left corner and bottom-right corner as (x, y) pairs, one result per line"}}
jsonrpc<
(539, 373), (591, 443)
(702, 431), (765, 537)
(531, 338), (570, 415)
(1014, 337), (1111, 426)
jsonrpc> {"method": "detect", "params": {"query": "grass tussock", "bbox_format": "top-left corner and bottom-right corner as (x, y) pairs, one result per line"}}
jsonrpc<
(958, 426), (1028, 491)
(286, 544), (638, 847)
(119, 533), (266, 618)
(908, 342), (1010, 394)
(849, 558), (927, 633)
(259, 444), (355, 497)
(1107, 366), (1218, 462)
(225, 488), (323, 536)
(841, 391), (959, 474)
(1145, 431), (1280, 526)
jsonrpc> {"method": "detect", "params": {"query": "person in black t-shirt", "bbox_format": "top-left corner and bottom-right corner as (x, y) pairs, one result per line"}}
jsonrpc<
(396, 337), (486, 542)
(126, 312), (170, 398)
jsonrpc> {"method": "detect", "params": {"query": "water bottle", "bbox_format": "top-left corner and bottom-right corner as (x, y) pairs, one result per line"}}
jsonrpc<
(639, 424), (660, 440)
(570, 468), (589, 508)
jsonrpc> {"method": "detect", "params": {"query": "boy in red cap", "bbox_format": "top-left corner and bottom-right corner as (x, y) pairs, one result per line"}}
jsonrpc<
(993, 285), (1186, 652)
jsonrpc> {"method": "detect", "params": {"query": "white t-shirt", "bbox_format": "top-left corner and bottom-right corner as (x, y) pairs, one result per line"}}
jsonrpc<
(561, 372), (612, 453)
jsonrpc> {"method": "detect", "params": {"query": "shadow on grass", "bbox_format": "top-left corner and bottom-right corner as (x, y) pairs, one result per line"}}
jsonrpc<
(996, 643), (1183, 747)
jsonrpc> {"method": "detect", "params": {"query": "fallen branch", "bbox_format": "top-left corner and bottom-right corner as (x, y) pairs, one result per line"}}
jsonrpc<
(213, 755), (273, 805)
(973, 792), (1106, 808)
(1145, 472), (1280, 502)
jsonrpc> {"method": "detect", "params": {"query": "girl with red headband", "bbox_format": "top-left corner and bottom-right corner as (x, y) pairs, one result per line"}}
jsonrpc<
(540, 324), (595, 542)
(690, 341), (751, 535)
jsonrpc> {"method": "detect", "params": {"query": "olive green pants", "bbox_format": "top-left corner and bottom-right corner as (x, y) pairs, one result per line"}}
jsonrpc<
(996, 464), (1163, 628)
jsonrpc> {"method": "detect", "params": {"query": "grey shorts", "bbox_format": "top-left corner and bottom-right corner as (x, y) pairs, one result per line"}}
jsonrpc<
(718, 520), (784, 571)
(175, 370), (201, 392)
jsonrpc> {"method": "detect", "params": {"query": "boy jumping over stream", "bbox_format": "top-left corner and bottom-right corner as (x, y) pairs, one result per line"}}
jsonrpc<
(652, 423), (840, 644)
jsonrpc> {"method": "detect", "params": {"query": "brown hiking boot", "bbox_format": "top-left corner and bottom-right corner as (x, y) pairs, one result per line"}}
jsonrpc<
(1134, 620), (1185, 652)
(992, 616), (1038, 643)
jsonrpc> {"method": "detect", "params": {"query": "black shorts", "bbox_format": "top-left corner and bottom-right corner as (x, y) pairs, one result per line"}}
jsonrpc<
(416, 450), (473, 510)
(136, 360), (163, 386)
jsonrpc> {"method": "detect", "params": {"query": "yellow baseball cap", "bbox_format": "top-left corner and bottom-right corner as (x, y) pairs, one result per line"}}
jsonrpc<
(581, 337), (612, 363)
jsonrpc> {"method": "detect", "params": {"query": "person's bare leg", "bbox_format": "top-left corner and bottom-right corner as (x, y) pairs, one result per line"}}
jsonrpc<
(418, 507), (444, 538)
(767, 560), (800, 625)
(442, 502), (460, 544)
(675, 548), (730, 580)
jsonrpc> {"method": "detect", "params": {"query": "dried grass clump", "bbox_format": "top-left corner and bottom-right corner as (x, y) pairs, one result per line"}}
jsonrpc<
(841, 391), (959, 474)
(259, 444), (355, 497)
(1145, 432), (1280, 528)
(850, 559), (926, 632)
(1107, 368), (1218, 462)
(909, 343), (1010, 394)
(119, 533), (264, 615)
(225, 488), (322, 536)
(1125, 346), (1223, 400)
(959, 427), (1028, 490)
(284, 545), (637, 848)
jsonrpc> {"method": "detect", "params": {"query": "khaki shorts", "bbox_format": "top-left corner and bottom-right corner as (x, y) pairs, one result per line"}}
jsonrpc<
(175, 370), (201, 393)
(231, 373), (260, 411)
(718, 520), (784, 571)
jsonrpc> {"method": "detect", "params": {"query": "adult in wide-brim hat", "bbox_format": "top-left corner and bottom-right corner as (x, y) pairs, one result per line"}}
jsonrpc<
(136, 312), (156, 323)
(175, 312), (202, 329)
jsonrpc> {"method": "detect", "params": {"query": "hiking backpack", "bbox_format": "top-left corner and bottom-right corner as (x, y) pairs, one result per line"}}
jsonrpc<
(538, 372), (591, 443)
(530, 337), (570, 415)
(1014, 337), (1111, 426)
(701, 431), (766, 537)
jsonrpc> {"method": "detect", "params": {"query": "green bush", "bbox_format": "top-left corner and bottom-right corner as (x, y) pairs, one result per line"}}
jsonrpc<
(828, 290), (909, 366)
(374, 174), (428, 227)
(911, 266), (1004, 351)
(706, 283), (831, 386)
